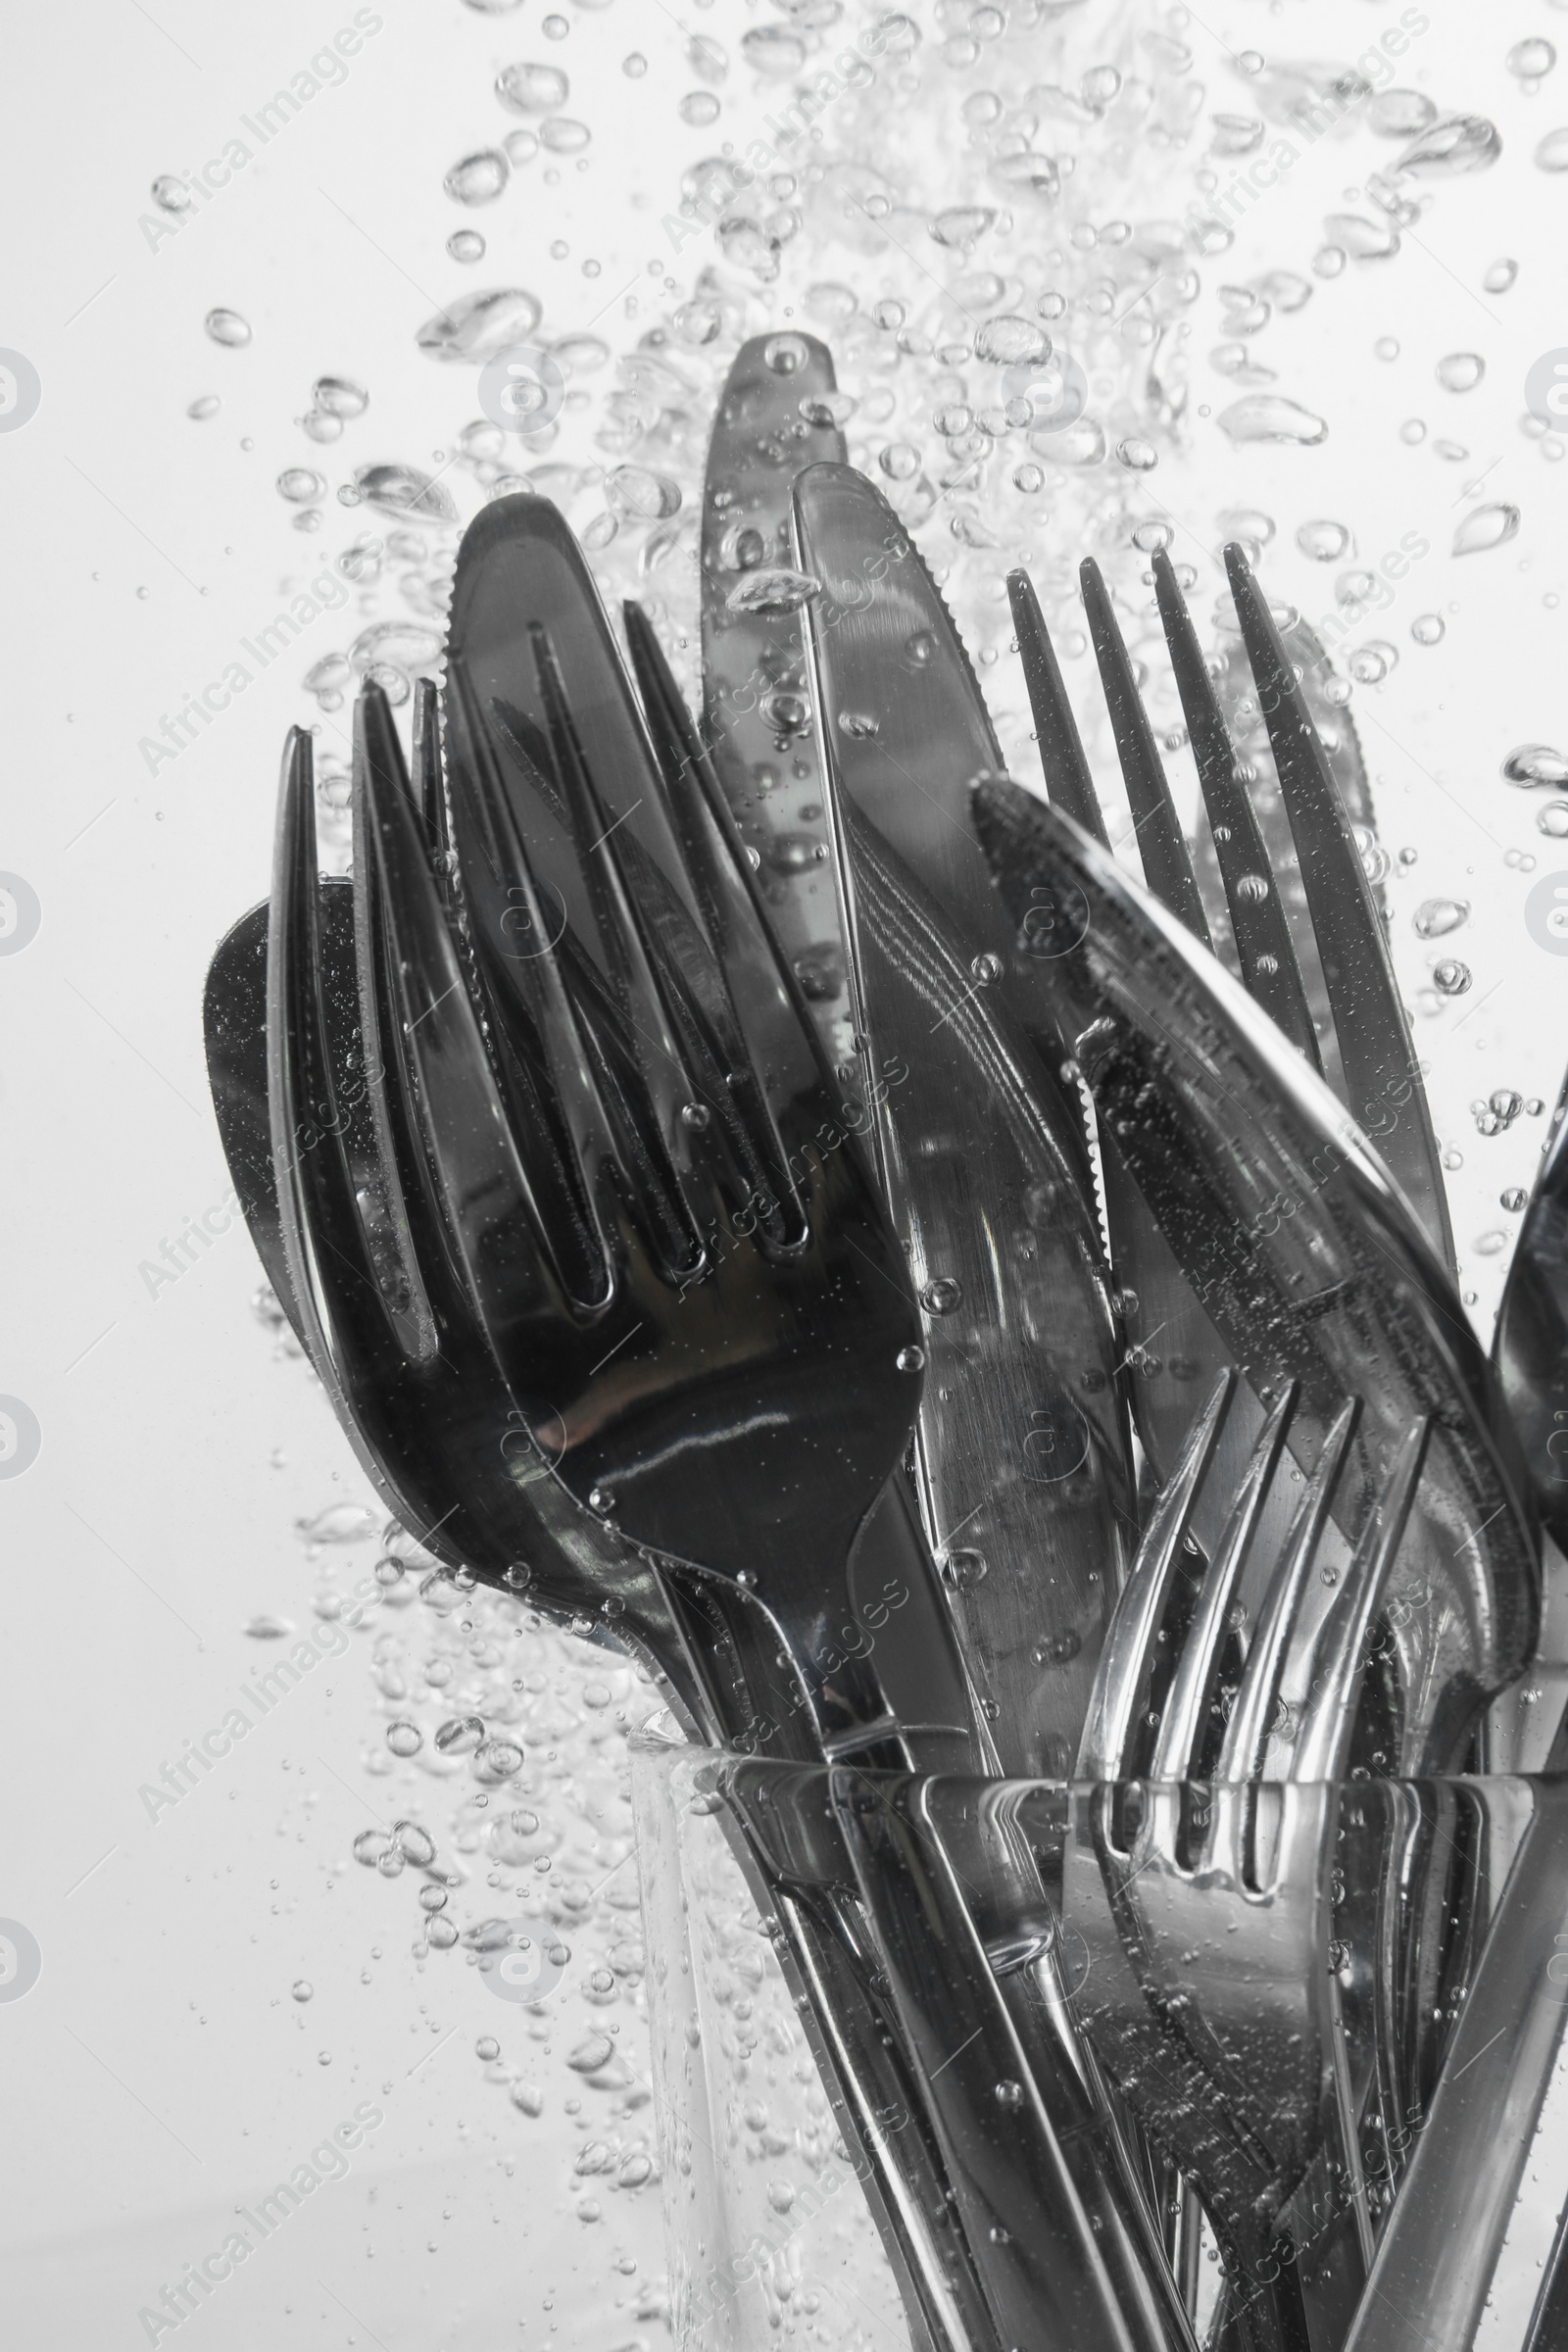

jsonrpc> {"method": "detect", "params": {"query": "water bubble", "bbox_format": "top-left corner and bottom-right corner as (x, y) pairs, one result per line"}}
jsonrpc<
(205, 308), (251, 348)
(896, 1346), (925, 1373)
(1411, 612), (1446, 645)
(605, 465), (681, 520)
(1400, 418), (1428, 445)
(395, 1820), (436, 1866)
(1452, 503), (1520, 556)
(679, 90), (721, 125)
(1211, 114), (1265, 157)
(496, 60), (567, 113)
(1413, 898), (1470, 939)
(186, 395), (220, 421)
(687, 32), (727, 79)
(567, 2031), (615, 2074)
(1433, 959), (1472, 995)
(353, 464), (458, 525)
(539, 119), (590, 153)
(435, 1715), (486, 1756)
(1502, 1187), (1530, 1211)
(417, 288), (542, 364)
(448, 230), (486, 264)
(1298, 518), (1351, 562)
(742, 23), (807, 73)
(1503, 744), (1568, 788)
(1437, 352), (1486, 394)
(994, 2079), (1024, 2108)
(975, 315), (1048, 367)
(1012, 462), (1046, 492)
(291, 1979), (314, 2002)
(1132, 520), (1172, 554)
(1217, 395), (1327, 446)
(1484, 258), (1519, 294)
(511, 2082), (544, 2116)
(276, 467), (324, 506)
(476, 2034), (501, 2061)
(947, 1548), (987, 1590)
(387, 1721), (423, 1757)
(1368, 89), (1437, 137)
(445, 149), (509, 206)
(1475, 1230), (1509, 1256)
(1396, 116), (1502, 176)
(297, 1501), (378, 1544)
(1116, 437), (1158, 470)
(931, 206), (997, 249)
(1509, 38), (1557, 79)
(673, 297), (722, 347)
(920, 1277), (964, 1315)
(474, 1736), (525, 1780)
(725, 566), (821, 615)
(1537, 127), (1568, 170)
(353, 1830), (385, 1868)
(1325, 213), (1400, 261)
(1538, 802), (1568, 837)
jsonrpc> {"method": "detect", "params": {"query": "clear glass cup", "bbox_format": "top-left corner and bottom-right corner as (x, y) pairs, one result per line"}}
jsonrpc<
(629, 1720), (911, 2352)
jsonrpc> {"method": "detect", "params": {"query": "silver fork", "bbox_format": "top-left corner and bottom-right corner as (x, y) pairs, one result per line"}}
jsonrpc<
(1067, 1373), (1431, 2349)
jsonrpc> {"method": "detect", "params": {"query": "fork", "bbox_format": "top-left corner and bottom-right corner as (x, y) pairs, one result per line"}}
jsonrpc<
(1067, 1370), (1435, 2350)
(208, 681), (1005, 2352)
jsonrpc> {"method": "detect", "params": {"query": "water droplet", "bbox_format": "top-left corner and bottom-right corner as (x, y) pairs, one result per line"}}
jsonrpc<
(920, 1277), (964, 1315)
(416, 287), (542, 363)
(1502, 1187), (1530, 1212)
(1411, 612), (1446, 645)
(1475, 1229), (1508, 1256)
(947, 1548), (987, 1590)
(679, 90), (721, 125)
(838, 710), (879, 739)
(1396, 116), (1502, 177)
(1325, 212), (1400, 261)
(1437, 351), (1485, 393)
(1236, 871), (1271, 904)
(475, 1736), (525, 1780)
(896, 1346), (925, 1373)
(1116, 436), (1158, 471)
(970, 951), (1003, 984)
(435, 1715), (486, 1757)
(1452, 503), (1520, 556)
(353, 464), (458, 524)
(1368, 89), (1437, 137)
(276, 466), (325, 506)
(1433, 959), (1472, 995)
(445, 148), (509, 206)
(567, 2031), (615, 2074)
(496, 60), (567, 113)
(449, 229), (486, 263)
(725, 566), (821, 615)
(205, 308), (251, 348)
(539, 117), (589, 153)
(622, 50), (646, 75)
(994, 2079), (1024, 2108)
(1297, 518), (1351, 561)
(931, 205), (997, 249)
(605, 465), (681, 519)
(1539, 801), (1568, 837)
(679, 1101), (711, 1132)
(1484, 257), (1519, 294)
(1509, 38), (1557, 79)
(742, 24), (807, 74)
(975, 315), (1049, 367)
(511, 2081), (545, 2116)
(1217, 394), (1327, 446)
(186, 395), (220, 420)
(1503, 744), (1568, 788)
(1413, 897), (1470, 939)
(387, 1720), (423, 1757)
(1012, 462), (1045, 492)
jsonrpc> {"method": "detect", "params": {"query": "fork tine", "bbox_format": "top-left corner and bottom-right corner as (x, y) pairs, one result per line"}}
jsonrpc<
(1077, 1370), (1236, 1781)
(1217, 1396), (1362, 1783)
(1225, 547), (1454, 1266)
(412, 677), (448, 861)
(1079, 559), (1212, 948)
(1293, 1417), (1432, 1782)
(1151, 550), (1322, 1073)
(354, 683), (571, 1348)
(1006, 566), (1111, 848)
(268, 725), (391, 1378)
(620, 598), (811, 1240)
(1150, 1381), (1298, 1781)
(442, 655), (629, 1301)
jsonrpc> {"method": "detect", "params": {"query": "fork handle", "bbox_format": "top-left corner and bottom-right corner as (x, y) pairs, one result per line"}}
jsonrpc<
(1343, 1779), (1568, 2351)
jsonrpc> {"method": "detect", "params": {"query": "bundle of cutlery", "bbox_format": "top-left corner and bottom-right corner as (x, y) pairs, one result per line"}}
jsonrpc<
(204, 332), (1568, 2352)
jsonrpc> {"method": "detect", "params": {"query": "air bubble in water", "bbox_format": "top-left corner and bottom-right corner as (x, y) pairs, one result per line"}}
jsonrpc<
(920, 1277), (964, 1314)
(277, 467), (324, 505)
(1413, 898), (1470, 939)
(1411, 613), (1446, 645)
(292, 1980), (314, 2002)
(1503, 744), (1568, 788)
(387, 1721), (424, 1757)
(205, 308), (252, 347)
(679, 91), (720, 125)
(416, 288), (542, 363)
(605, 465), (682, 519)
(1434, 960), (1472, 995)
(1508, 38), (1556, 80)
(1396, 116), (1502, 176)
(435, 1715), (486, 1756)
(1484, 258), (1519, 293)
(1538, 802), (1568, 837)
(449, 230), (486, 263)
(1436, 352), (1485, 393)
(1452, 503), (1519, 556)
(1217, 395), (1327, 446)
(445, 149), (509, 206)
(353, 464), (458, 524)
(725, 567), (822, 615)
(496, 60), (567, 112)
(186, 395), (220, 420)
(1297, 518), (1351, 561)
